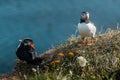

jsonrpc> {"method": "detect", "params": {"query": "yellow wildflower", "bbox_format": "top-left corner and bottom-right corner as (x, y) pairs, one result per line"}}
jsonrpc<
(68, 52), (74, 57)
(57, 52), (64, 57)
(54, 59), (61, 63)
(50, 59), (61, 64)
(50, 61), (55, 64)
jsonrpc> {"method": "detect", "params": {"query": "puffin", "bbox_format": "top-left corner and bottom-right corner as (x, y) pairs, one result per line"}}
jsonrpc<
(16, 38), (42, 65)
(78, 11), (96, 46)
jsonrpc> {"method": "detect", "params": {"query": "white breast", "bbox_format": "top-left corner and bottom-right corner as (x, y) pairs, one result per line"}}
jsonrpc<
(78, 23), (96, 37)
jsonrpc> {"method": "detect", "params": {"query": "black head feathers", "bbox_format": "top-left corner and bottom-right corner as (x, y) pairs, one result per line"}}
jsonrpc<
(80, 11), (90, 23)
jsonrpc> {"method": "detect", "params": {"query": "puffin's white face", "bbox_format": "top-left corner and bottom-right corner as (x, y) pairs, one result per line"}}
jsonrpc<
(81, 12), (89, 20)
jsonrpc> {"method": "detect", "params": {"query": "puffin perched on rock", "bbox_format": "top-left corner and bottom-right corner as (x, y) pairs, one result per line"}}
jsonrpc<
(16, 38), (42, 65)
(78, 11), (96, 46)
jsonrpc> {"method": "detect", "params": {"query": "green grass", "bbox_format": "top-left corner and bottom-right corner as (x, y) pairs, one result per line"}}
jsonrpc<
(2, 29), (120, 80)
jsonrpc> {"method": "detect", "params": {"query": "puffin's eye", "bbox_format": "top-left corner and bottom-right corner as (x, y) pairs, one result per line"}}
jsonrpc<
(24, 43), (28, 46)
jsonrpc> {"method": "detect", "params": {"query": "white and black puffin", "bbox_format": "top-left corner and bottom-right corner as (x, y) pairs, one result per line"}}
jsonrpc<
(78, 11), (96, 46)
(16, 38), (42, 65)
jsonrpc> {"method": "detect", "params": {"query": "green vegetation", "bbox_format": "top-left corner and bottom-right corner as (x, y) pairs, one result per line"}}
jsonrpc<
(1, 29), (120, 80)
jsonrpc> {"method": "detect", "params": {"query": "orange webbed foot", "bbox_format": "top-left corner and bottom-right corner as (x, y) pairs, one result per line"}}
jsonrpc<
(87, 41), (93, 46)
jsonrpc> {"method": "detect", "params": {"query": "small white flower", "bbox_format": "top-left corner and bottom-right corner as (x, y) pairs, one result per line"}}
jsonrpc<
(77, 56), (87, 67)
(82, 50), (85, 53)
(23, 74), (27, 80)
(69, 70), (73, 75)
(69, 70), (73, 77)
(32, 68), (37, 73)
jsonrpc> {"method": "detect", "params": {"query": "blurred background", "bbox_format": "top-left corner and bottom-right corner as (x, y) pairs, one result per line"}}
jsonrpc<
(0, 0), (120, 73)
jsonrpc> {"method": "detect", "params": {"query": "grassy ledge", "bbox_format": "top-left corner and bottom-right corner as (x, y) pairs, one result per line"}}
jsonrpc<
(1, 29), (120, 80)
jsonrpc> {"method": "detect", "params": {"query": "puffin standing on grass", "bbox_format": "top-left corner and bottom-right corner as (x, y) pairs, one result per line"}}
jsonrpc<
(16, 38), (42, 65)
(78, 11), (96, 46)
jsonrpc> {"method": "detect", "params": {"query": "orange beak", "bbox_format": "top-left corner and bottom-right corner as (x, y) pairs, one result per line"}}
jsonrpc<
(30, 43), (34, 48)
